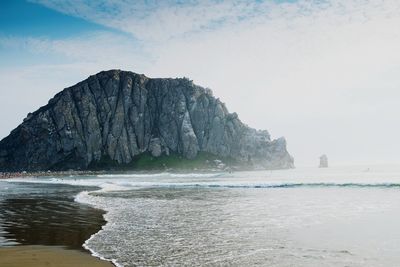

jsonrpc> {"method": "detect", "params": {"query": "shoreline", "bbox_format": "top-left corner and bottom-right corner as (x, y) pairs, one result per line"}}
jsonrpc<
(0, 245), (114, 267)
(0, 181), (114, 266)
(0, 170), (106, 179)
(0, 168), (229, 179)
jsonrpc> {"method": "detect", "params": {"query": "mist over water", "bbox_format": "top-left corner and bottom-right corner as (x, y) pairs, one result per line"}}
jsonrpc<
(3, 165), (400, 266)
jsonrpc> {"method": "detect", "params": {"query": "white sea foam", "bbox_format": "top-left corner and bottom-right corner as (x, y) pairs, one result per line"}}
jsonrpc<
(96, 172), (170, 178)
(74, 191), (123, 267)
(6, 166), (400, 266)
(6, 175), (400, 191)
(96, 172), (224, 178)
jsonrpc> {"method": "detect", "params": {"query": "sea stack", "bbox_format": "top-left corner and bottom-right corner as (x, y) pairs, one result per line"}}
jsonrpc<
(0, 70), (294, 171)
(319, 154), (328, 168)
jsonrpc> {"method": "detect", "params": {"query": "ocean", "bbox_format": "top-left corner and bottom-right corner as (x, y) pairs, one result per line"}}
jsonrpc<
(1, 165), (400, 266)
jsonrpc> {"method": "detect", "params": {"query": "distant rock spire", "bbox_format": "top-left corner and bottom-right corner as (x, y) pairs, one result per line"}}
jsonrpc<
(319, 154), (328, 168)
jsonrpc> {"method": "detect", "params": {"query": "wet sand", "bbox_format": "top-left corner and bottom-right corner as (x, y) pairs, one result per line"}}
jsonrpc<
(0, 183), (106, 250)
(0, 245), (114, 267)
(0, 182), (112, 266)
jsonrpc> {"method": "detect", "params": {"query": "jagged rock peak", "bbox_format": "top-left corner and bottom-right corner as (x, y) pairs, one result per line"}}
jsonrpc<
(0, 69), (294, 171)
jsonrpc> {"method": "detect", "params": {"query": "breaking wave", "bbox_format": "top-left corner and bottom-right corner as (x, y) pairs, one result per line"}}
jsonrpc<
(5, 168), (400, 266)
(5, 177), (400, 191)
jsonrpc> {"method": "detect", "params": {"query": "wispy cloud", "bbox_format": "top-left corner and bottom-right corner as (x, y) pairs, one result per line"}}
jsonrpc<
(31, 0), (400, 42)
(0, 32), (150, 67)
(30, 0), (271, 41)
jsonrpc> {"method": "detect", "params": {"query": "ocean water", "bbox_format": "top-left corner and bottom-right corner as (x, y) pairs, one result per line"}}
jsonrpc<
(3, 165), (400, 266)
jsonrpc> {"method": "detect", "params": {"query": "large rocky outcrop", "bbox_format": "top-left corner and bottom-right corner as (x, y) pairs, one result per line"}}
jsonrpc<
(0, 70), (294, 171)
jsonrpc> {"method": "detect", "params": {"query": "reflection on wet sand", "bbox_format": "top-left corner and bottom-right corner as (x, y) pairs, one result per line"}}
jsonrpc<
(0, 183), (106, 250)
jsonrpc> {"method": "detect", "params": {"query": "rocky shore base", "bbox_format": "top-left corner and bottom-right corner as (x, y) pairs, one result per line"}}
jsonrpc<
(0, 170), (104, 179)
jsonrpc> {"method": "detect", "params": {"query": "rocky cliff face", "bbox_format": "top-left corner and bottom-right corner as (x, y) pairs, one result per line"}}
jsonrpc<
(0, 70), (294, 171)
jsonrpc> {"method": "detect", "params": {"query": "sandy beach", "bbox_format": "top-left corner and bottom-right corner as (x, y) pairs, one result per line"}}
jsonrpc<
(0, 245), (113, 267)
(0, 182), (111, 266)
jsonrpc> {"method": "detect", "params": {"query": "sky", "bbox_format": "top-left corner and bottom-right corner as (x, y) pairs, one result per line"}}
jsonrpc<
(1, 0), (400, 166)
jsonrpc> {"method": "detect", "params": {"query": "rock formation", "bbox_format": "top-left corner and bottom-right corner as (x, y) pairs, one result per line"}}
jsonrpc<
(0, 70), (294, 171)
(319, 154), (328, 168)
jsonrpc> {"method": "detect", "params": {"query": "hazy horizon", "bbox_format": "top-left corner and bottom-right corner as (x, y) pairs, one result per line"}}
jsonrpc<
(1, 0), (400, 166)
